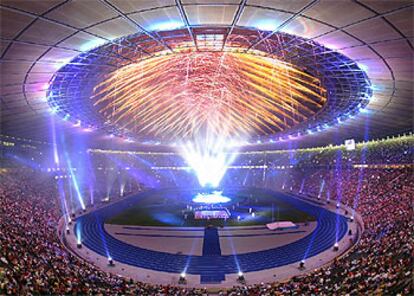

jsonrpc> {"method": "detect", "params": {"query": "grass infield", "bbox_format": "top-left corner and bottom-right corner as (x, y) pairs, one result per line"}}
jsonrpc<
(106, 188), (315, 227)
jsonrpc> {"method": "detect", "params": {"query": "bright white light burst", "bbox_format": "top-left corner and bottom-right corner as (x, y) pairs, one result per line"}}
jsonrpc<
(192, 191), (231, 204)
(181, 136), (238, 188)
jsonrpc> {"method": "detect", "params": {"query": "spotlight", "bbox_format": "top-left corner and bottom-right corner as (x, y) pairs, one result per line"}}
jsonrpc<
(66, 227), (70, 235)
(336, 203), (340, 208)
(237, 271), (245, 284)
(350, 216), (354, 222)
(178, 272), (187, 284)
(77, 242), (82, 249)
(68, 218), (72, 225)
(108, 257), (114, 266)
(299, 260), (305, 269)
(358, 63), (368, 72)
(254, 21), (278, 32)
(149, 21), (183, 32)
(333, 243), (339, 251)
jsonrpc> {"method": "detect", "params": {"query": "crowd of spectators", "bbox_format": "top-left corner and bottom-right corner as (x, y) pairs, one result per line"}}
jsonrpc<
(225, 166), (413, 295)
(0, 136), (413, 295)
(47, 135), (411, 173)
(0, 170), (207, 295)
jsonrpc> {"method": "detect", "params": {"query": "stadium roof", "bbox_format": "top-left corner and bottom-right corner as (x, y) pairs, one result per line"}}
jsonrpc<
(0, 0), (413, 149)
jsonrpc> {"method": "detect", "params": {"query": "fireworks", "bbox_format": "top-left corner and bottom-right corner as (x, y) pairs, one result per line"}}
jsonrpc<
(93, 50), (326, 141)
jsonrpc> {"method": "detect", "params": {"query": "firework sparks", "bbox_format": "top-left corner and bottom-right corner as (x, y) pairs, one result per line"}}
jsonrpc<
(93, 50), (326, 141)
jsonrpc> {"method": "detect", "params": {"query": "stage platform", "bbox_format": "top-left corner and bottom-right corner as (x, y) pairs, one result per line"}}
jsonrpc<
(266, 221), (297, 230)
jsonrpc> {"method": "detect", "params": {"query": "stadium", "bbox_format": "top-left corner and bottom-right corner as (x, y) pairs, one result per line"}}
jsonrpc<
(0, 1), (413, 295)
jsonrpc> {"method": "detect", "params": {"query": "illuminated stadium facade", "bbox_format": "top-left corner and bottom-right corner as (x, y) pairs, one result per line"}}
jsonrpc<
(0, 1), (413, 294)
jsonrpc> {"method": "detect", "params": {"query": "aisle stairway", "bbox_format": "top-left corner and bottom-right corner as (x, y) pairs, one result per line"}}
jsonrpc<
(203, 227), (221, 256)
(200, 227), (225, 283)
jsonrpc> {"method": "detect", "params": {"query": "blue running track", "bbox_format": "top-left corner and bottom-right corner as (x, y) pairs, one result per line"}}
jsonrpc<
(74, 188), (348, 283)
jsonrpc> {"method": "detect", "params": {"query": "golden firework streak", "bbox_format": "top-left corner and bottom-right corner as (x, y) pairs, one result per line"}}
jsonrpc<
(93, 50), (326, 140)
